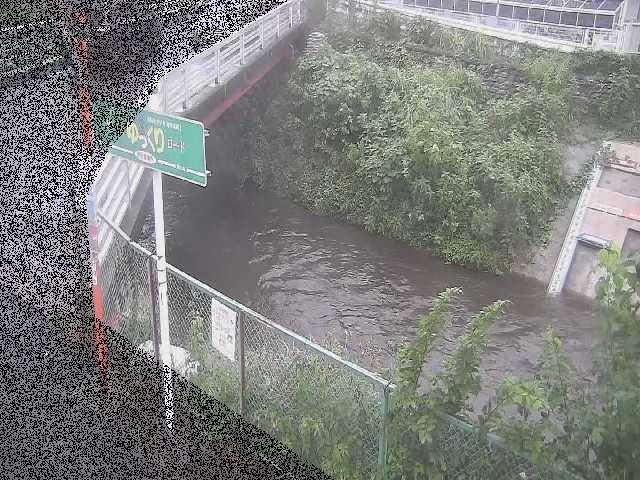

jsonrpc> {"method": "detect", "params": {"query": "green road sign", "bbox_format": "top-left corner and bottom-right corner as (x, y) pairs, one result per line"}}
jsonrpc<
(108, 107), (207, 187)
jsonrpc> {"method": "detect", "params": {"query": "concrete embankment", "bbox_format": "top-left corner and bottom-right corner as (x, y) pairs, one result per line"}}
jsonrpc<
(516, 139), (640, 299)
(512, 131), (601, 288)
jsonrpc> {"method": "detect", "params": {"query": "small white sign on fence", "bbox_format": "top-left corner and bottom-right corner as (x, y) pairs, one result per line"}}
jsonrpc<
(211, 298), (237, 362)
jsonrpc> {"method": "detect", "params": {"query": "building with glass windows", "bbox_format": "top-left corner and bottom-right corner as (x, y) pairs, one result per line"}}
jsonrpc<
(392, 0), (640, 52)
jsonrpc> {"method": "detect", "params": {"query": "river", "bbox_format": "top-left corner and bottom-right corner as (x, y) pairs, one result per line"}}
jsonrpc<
(135, 142), (597, 411)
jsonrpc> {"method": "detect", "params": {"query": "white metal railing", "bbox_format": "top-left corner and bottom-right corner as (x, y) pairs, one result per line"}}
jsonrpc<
(372, 0), (629, 51)
(161, 0), (304, 114)
(93, 155), (146, 263)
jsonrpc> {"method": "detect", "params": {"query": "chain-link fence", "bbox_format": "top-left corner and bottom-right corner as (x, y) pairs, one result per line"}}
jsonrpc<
(162, 262), (388, 478)
(94, 205), (579, 480)
(97, 216), (155, 349)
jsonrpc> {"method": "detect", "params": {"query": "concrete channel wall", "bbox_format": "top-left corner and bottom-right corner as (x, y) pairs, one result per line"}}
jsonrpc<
(549, 142), (640, 299)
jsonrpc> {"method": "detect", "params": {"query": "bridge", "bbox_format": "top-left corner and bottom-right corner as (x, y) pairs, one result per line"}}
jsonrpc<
(92, 0), (309, 259)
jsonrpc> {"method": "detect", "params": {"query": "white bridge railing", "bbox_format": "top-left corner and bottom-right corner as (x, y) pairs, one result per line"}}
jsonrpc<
(161, 0), (304, 114)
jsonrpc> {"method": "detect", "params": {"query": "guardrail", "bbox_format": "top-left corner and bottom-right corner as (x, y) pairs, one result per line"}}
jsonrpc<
(160, 0), (304, 113)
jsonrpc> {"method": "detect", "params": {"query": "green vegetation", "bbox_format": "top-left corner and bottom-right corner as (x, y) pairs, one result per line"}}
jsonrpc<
(570, 51), (640, 137)
(189, 314), (241, 409)
(387, 289), (512, 480)
(186, 288), (537, 480)
(186, 251), (640, 479)
(245, 11), (640, 272)
(484, 249), (640, 479)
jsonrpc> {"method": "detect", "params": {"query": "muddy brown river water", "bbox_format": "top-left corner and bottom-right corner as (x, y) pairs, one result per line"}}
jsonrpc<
(136, 149), (597, 412)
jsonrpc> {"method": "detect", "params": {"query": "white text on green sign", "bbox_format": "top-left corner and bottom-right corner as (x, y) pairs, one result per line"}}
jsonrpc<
(110, 109), (207, 187)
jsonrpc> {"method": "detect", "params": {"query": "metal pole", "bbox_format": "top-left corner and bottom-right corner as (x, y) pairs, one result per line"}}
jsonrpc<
(277, 10), (281, 37)
(377, 384), (390, 479)
(148, 256), (161, 367)
(289, 5), (293, 27)
(239, 312), (247, 417)
(153, 170), (174, 429)
(298, 0), (302, 22)
(87, 192), (108, 392)
(260, 19), (265, 49)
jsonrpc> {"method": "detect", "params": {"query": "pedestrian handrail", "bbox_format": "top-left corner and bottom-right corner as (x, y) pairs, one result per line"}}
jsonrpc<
(342, 0), (627, 52)
(161, 0), (304, 113)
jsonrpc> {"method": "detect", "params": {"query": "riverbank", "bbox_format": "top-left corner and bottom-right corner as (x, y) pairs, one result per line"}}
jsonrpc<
(238, 12), (640, 286)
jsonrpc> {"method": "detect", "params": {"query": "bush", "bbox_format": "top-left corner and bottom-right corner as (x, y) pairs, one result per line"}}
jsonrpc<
(571, 51), (640, 135)
(187, 256), (640, 478)
(486, 249), (640, 479)
(245, 9), (639, 274)
(249, 45), (569, 272)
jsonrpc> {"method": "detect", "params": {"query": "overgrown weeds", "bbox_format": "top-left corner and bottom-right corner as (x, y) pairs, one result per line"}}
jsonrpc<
(244, 11), (640, 273)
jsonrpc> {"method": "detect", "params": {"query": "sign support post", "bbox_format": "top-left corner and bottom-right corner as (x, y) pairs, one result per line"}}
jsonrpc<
(153, 169), (174, 430)
(148, 254), (161, 368)
(97, 92), (208, 430)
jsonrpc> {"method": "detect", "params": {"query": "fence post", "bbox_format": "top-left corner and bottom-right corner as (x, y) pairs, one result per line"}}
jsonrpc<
(215, 48), (221, 84)
(377, 384), (390, 479)
(148, 256), (161, 367)
(238, 312), (247, 418)
(239, 311), (247, 417)
(153, 170), (174, 429)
